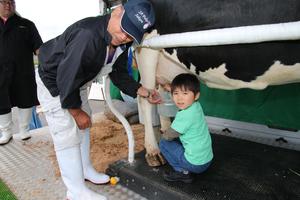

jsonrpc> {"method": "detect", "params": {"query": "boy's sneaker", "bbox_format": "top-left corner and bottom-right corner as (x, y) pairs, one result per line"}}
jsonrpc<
(163, 170), (194, 183)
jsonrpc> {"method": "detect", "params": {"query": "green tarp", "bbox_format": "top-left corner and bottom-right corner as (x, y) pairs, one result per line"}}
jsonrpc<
(200, 83), (300, 130)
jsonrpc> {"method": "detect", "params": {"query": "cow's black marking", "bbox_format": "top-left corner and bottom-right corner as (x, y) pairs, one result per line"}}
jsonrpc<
(150, 0), (300, 82)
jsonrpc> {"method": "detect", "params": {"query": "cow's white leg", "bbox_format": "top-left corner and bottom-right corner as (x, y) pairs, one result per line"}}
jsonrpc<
(136, 45), (166, 166)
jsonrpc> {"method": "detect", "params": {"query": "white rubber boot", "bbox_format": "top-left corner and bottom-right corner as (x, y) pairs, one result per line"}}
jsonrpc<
(56, 146), (107, 200)
(18, 108), (32, 140)
(80, 130), (110, 184)
(0, 112), (13, 145)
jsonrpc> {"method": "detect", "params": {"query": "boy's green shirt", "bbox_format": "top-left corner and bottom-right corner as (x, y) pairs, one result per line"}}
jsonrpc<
(171, 102), (213, 165)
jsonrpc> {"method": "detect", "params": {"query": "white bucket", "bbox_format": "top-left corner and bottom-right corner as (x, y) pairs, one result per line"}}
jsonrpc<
(157, 91), (178, 117)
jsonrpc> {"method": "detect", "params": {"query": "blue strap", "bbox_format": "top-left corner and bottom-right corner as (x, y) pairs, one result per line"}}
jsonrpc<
(127, 48), (133, 77)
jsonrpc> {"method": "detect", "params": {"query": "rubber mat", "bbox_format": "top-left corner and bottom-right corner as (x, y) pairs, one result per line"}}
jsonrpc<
(108, 133), (300, 200)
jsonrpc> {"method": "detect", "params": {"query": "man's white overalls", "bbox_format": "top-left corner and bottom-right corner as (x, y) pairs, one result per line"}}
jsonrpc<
(35, 46), (124, 200)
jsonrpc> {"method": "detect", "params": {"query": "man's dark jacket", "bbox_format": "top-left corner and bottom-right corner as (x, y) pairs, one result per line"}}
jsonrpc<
(38, 15), (141, 109)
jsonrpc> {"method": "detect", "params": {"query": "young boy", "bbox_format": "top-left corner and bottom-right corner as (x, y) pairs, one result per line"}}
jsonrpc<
(159, 73), (213, 183)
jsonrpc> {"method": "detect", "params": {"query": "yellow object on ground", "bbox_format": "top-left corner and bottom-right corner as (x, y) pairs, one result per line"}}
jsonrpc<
(110, 177), (120, 185)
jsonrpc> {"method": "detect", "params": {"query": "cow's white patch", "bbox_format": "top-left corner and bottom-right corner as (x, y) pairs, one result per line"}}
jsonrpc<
(255, 61), (300, 86)
(196, 61), (300, 89)
(158, 49), (300, 90)
(156, 50), (195, 83)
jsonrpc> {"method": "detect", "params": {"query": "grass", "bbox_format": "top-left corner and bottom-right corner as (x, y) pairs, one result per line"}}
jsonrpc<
(0, 179), (17, 200)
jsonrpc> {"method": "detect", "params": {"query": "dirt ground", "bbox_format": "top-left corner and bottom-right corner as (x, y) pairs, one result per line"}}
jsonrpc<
(90, 114), (145, 172)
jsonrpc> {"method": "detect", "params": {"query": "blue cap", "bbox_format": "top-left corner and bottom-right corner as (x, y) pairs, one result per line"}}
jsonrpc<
(121, 0), (155, 44)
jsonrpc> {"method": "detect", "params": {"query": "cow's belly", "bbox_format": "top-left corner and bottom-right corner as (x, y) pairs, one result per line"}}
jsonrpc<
(157, 50), (300, 90)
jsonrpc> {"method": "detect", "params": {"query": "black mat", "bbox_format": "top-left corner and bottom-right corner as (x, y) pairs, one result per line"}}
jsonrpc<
(107, 134), (300, 200)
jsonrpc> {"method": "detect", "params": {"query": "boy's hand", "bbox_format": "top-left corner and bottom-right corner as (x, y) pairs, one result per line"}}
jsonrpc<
(162, 83), (171, 92)
(161, 128), (180, 141)
(156, 76), (171, 92)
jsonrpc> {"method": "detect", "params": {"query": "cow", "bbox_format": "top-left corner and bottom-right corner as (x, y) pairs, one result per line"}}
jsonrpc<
(131, 0), (300, 166)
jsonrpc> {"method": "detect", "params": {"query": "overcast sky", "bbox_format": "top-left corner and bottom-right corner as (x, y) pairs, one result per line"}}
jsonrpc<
(16, 0), (101, 42)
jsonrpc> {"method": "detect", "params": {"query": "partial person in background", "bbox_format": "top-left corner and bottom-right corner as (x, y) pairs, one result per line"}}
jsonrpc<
(0, 0), (43, 145)
(159, 73), (213, 183)
(36, 0), (158, 199)
(29, 106), (42, 130)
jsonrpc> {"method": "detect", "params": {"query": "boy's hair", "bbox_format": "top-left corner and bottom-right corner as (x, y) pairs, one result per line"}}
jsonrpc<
(171, 73), (200, 95)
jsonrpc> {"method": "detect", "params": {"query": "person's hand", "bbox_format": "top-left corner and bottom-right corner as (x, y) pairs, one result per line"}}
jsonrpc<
(162, 83), (171, 92)
(137, 86), (150, 98)
(156, 76), (171, 92)
(147, 89), (162, 104)
(137, 86), (162, 104)
(68, 108), (92, 130)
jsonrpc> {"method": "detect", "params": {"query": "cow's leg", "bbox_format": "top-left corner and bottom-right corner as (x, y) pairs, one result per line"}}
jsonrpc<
(136, 47), (166, 166)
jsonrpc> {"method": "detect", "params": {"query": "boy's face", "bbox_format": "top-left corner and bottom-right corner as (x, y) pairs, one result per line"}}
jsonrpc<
(172, 87), (200, 110)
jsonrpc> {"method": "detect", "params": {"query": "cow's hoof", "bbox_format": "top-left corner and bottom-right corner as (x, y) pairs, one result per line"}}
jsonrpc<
(145, 153), (166, 167)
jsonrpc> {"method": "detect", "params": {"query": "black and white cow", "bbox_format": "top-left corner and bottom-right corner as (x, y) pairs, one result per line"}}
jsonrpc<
(134, 0), (300, 166)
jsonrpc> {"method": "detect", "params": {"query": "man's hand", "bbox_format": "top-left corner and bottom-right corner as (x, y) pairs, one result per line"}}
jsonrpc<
(137, 86), (162, 104)
(68, 108), (91, 130)
(156, 76), (171, 92)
